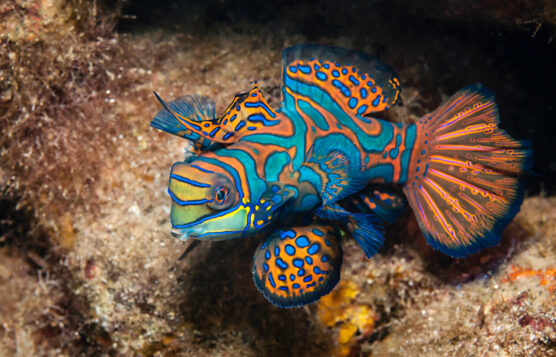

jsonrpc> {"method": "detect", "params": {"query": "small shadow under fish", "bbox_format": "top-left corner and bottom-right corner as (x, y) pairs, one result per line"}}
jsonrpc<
(173, 236), (333, 356)
(383, 212), (530, 285)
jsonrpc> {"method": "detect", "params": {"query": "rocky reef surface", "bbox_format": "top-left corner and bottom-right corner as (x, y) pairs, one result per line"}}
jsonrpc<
(1, 1), (555, 356)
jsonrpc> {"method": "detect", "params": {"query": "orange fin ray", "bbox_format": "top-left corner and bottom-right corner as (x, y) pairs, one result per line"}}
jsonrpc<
(403, 84), (532, 257)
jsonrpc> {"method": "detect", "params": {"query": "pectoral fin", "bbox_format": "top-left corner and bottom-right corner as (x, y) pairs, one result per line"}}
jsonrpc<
(252, 222), (342, 308)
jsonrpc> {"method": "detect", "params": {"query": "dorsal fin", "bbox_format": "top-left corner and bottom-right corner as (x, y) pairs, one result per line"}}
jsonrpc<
(150, 94), (217, 151)
(281, 44), (401, 117)
(216, 82), (281, 138)
(151, 83), (280, 147)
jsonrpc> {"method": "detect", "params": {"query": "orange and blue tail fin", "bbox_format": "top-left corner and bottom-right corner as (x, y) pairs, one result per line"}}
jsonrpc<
(403, 84), (532, 258)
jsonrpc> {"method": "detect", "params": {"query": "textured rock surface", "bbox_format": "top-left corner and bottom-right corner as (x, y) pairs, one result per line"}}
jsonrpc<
(0, 1), (555, 356)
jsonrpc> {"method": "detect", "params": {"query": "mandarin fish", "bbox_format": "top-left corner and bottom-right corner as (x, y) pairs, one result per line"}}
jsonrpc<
(150, 44), (532, 308)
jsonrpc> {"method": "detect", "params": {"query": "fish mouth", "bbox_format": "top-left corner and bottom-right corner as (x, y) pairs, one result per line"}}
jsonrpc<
(171, 226), (245, 241)
(171, 227), (199, 241)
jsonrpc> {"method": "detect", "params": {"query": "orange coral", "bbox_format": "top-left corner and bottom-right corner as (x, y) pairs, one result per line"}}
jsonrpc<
(317, 281), (377, 356)
(502, 265), (556, 292)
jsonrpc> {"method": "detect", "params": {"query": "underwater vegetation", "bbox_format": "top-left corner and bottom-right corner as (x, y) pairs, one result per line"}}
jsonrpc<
(0, 0), (555, 356)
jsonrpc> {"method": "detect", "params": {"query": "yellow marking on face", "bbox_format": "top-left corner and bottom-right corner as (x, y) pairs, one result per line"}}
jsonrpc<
(192, 204), (250, 238)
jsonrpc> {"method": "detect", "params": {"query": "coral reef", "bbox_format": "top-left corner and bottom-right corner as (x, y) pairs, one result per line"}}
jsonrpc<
(0, 0), (555, 356)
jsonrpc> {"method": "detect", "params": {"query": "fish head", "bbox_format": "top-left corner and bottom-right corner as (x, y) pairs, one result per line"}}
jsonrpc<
(168, 160), (250, 241)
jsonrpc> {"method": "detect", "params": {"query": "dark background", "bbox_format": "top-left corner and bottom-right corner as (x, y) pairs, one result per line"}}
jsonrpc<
(116, 0), (556, 195)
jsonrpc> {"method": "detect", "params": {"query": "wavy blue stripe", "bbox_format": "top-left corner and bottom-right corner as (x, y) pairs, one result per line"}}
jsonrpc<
(244, 101), (277, 118)
(192, 230), (245, 238)
(297, 99), (330, 131)
(195, 156), (244, 199)
(172, 203), (242, 228)
(283, 75), (394, 155)
(247, 113), (279, 126)
(170, 174), (211, 187)
(168, 190), (213, 206)
(389, 134), (402, 159)
(216, 148), (267, 201)
(241, 87), (307, 171)
(398, 124), (416, 183)
(190, 164), (214, 174)
(265, 151), (291, 181)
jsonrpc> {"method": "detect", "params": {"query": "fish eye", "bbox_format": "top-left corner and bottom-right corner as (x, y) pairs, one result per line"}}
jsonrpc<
(215, 186), (228, 203)
(208, 184), (234, 210)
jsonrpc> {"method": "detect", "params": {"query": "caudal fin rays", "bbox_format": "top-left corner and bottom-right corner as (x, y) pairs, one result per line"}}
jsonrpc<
(404, 84), (532, 257)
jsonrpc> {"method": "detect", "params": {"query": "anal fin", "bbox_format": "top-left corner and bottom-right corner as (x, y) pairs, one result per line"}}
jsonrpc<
(341, 184), (407, 224)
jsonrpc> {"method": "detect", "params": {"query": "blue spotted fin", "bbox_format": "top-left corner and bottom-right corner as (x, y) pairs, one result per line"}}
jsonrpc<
(151, 94), (217, 151)
(281, 44), (401, 116)
(341, 184), (407, 224)
(252, 223), (342, 308)
(403, 84), (532, 257)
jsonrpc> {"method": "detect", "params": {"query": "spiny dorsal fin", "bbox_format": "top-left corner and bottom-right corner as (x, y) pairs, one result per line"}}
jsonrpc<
(151, 94), (217, 150)
(152, 83), (280, 147)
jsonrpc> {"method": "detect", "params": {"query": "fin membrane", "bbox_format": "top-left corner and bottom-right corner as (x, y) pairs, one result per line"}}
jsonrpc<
(347, 213), (385, 258)
(151, 94), (216, 150)
(152, 83), (279, 147)
(304, 137), (368, 205)
(281, 44), (401, 116)
(404, 84), (532, 258)
(315, 203), (351, 220)
(314, 204), (385, 258)
(217, 82), (280, 136)
(252, 223), (342, 308)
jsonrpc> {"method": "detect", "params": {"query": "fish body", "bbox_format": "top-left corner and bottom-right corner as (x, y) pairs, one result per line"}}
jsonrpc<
(151, 44), (532, 307)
